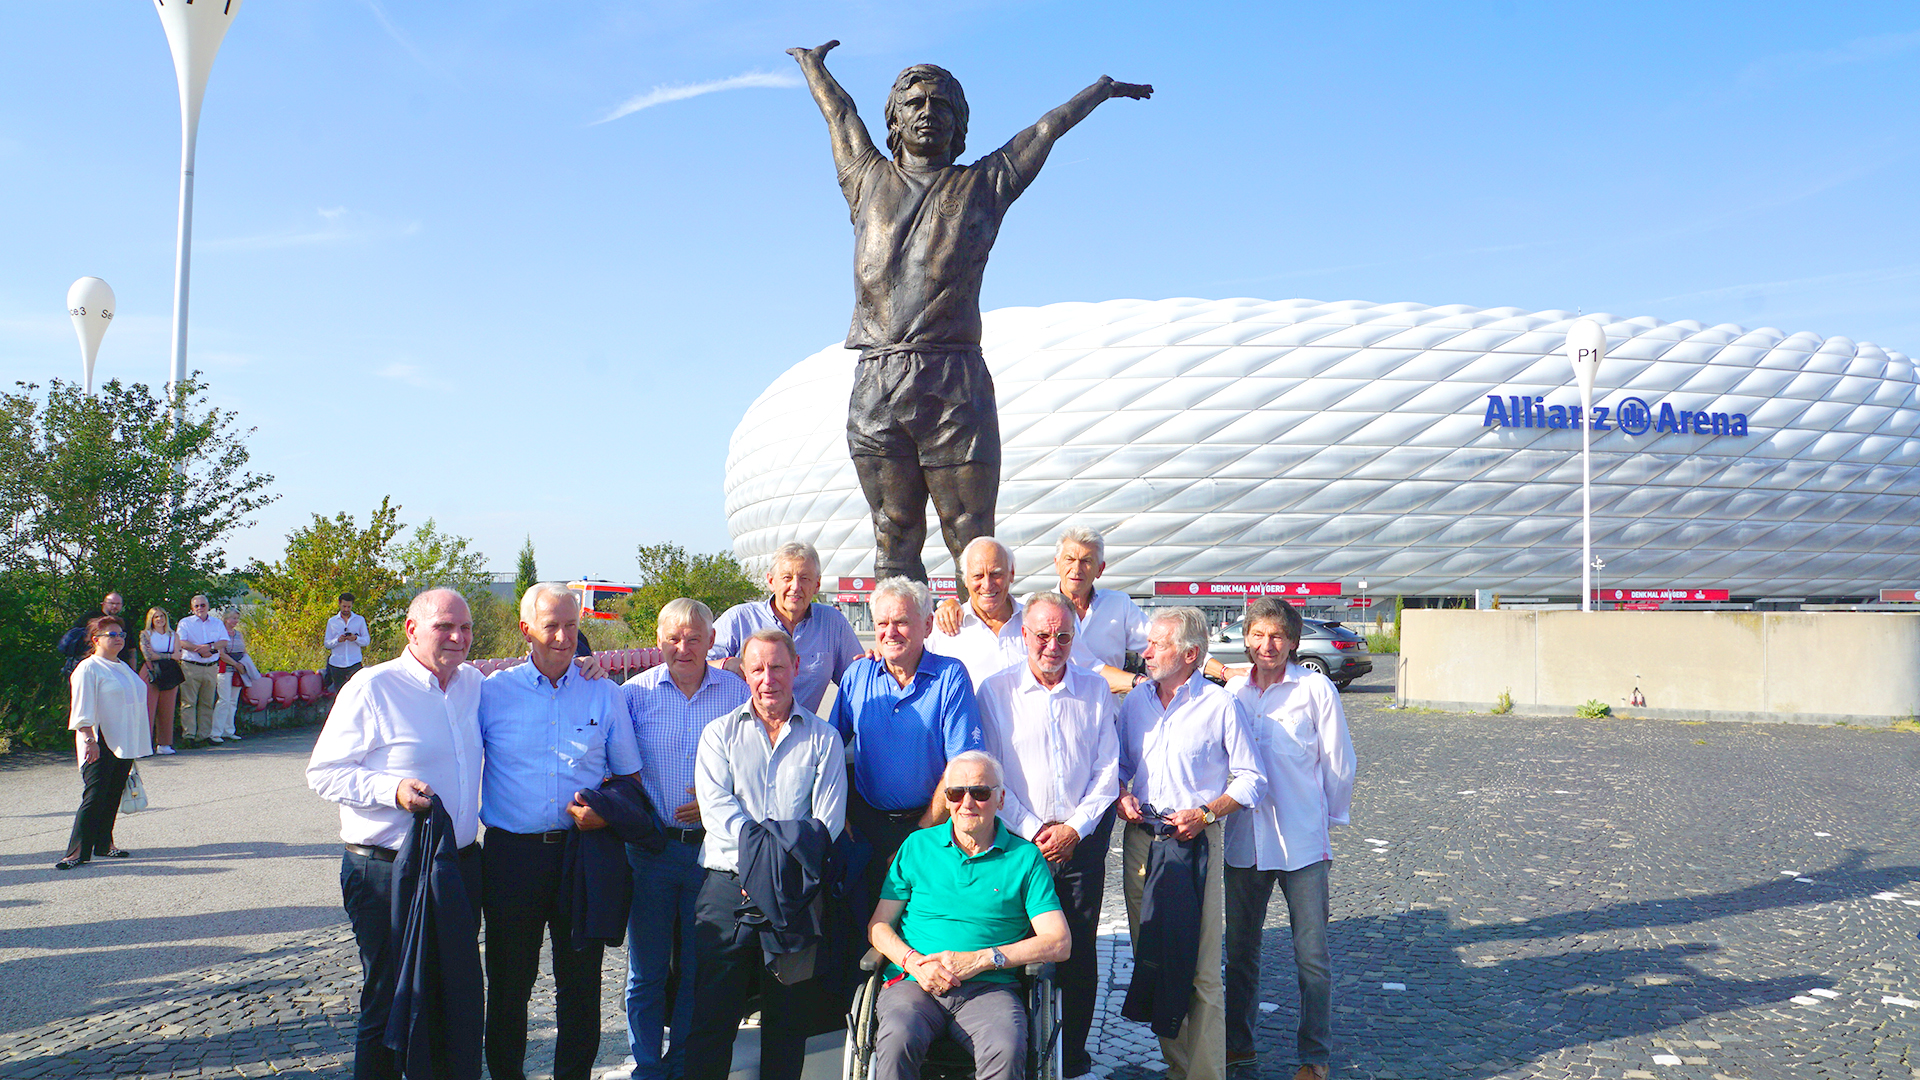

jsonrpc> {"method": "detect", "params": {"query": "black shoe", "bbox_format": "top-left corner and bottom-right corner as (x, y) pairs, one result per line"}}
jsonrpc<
(103, 848), (131, 858)
(55, 857), (82, 870)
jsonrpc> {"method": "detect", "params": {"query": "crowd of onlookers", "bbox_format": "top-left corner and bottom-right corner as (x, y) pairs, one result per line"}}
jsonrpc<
(289, 525), (1354, 1080)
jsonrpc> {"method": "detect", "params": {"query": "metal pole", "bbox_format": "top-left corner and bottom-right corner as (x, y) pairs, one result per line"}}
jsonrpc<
(1581, 390), (1592, 611)
(167, 131), (196, 423)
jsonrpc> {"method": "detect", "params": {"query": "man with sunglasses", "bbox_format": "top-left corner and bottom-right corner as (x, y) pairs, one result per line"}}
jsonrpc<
(1117, 608), (1265, 1080)
(867, 750), (1070, 1080)
(975, 590), (1117, 1080)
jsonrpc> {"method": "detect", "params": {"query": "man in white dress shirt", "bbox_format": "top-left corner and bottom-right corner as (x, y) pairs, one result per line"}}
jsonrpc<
(307, 588), (485, 1080)
(1117, 607), (1265, 1080)
(924, 536), (1025, 688)
(325, 592), (372, 693)
(975, 590), (1117, 1080)
(176, 594), (231, 746)
(1221, 598), (1352, 1080)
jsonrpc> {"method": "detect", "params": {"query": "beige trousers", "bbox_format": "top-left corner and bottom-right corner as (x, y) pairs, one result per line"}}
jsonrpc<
(178, 661), (219, 741)
(1124, 820), (1226, 1080)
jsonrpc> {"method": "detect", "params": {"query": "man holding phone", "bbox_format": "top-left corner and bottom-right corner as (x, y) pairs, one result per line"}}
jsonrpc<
(325, 592), (371, 693)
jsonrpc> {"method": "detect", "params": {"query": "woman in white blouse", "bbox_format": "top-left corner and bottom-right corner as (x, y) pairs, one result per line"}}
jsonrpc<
(60, 615), (154, 870)
(139, 607), (182, 755)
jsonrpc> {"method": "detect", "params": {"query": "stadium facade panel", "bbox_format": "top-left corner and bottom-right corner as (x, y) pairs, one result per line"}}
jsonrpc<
(724, 298), (1920, 598)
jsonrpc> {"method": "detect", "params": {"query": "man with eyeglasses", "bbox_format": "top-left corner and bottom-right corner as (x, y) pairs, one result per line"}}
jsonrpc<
(1116, 607), (1264, 1080)
(866, 750), (1070, 1080)
(974, 590), (1118, 1080)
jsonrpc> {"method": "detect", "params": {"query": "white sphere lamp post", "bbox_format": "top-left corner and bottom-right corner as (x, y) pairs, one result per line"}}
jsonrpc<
(1566, 319), (1607, 612)
(67, 277), (116, 396)
(154, 0), (242, 420)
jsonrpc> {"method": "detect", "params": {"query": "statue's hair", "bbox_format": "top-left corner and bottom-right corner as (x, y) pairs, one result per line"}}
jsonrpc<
(885, 64), (969, 160)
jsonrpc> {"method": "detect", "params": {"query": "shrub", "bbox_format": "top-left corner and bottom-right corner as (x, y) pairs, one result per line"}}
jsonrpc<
(1576, 699), (1612, 718)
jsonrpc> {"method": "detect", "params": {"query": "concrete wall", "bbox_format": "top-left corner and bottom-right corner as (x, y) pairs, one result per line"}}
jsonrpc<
(1399, 610), (1920, 726)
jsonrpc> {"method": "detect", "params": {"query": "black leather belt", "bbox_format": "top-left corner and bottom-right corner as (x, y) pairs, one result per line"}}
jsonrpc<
(664, 827), (705, 845)
(492, 828), (570, 844)
(346, 841), (480, 861)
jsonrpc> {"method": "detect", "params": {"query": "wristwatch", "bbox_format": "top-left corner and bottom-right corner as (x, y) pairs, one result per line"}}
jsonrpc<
(1200, 806), (1218, 825)
(990, 947), (1008, 969)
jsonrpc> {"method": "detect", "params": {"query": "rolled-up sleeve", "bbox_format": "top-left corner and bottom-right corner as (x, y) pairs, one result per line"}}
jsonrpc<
(306, 681), (403, 812)
(1220, 698), (1266, 810)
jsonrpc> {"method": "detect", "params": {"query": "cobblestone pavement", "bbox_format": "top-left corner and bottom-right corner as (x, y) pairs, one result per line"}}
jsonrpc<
(3, 681), (1916, 1078)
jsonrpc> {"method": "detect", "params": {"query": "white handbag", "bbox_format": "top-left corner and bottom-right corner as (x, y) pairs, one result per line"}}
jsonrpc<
(120, 762), (149, 813)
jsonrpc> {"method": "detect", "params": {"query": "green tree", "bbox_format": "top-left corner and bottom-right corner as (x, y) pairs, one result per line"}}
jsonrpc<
(514, 537), (538, 602)
(245, 499), (405, 672)
(0, 377), (275, 746)
(621, 543), (761, 641)
(392, 519), (517, 660)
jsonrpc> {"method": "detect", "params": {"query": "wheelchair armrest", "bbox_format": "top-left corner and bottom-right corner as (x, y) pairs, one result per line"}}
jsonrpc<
(859, 948), (884, 973)
(1024, 961), (1055, 979)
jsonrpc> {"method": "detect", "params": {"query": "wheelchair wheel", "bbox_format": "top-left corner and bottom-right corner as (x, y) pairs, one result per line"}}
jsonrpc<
(843, 967), (881, 1080)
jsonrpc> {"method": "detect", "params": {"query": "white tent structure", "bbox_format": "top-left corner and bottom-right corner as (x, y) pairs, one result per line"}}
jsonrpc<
(724, 297), (1920, 598)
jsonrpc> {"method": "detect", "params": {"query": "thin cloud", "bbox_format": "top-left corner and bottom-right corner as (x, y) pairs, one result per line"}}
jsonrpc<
(204, 208), (421, 252)
(592, 70), (802, 125)
(377, 363), (444, 390)
(362, 0), (449, 79)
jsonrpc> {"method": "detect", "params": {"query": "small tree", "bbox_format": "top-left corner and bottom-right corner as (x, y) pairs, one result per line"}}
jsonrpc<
(514, 536), (538, 601)
(393, 519), (516, 660)
(246, 499), (405, 672)
(621, 543), (761, 642)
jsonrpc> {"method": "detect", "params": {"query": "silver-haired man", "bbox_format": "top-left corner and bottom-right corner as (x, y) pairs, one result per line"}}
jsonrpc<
(1116, 607), (1265, 1080)
(924, 536), (1026, 688)
(709, 540), (862, 714)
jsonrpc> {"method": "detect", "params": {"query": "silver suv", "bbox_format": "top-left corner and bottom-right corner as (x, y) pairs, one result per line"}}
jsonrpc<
(1214, 617), (1374, 691)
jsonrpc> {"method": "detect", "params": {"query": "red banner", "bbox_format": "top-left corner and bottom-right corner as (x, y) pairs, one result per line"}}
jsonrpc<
(1882, 589), (1920, 603)
(835, 577), (956, 594)
(1347, 597), (1376, 608)
(1591, 588), (1729, 602)
(1153, 580), (1344, 598)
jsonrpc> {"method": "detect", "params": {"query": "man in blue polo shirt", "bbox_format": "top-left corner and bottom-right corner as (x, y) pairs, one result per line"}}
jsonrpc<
(478, 583), (641, 1080)
(867, 750), (1070, 1080)
(831, 576), (984, 924)
(709, 541), (862, 714)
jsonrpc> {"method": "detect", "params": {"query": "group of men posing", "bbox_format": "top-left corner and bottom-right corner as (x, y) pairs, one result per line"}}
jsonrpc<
(306, 525), (1354, 1080)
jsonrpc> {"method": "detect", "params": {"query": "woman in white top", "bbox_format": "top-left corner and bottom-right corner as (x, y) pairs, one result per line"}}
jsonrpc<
(139, 608), (182, 755)
(60, 615), (154, 870)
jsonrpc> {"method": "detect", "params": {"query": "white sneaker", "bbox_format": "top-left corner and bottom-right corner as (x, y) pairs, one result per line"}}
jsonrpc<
(156, 745), (176, 755)
(225, 732), (243, 740)
(209, 736), (225, 744)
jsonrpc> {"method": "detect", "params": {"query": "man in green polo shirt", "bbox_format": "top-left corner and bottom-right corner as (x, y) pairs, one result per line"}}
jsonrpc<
(867, 750), (1070, 1080)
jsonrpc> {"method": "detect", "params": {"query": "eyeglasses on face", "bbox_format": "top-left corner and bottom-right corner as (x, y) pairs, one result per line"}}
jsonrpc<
(1030, 631), (1074, 645)
(97, 630), (125, 638)
(943, 784), (998, 804)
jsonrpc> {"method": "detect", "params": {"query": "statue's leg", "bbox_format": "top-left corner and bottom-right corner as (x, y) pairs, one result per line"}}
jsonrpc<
(924, 460), (999, 599)
(853, 453), (932, 583)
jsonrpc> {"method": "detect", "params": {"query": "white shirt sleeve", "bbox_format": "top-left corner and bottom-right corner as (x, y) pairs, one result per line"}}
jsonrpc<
(305, 678), (404, 812)
(1065, 691), (1120, 838)
(1318, 683), (1355, 826)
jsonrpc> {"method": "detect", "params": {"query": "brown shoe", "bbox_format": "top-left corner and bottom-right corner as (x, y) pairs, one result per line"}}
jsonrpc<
(1293, 1066), (1329, 1080)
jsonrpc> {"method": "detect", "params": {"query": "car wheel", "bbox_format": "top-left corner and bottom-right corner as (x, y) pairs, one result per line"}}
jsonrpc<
(1299, 656), (1330, 678)
(1333, 679), (1353, 691)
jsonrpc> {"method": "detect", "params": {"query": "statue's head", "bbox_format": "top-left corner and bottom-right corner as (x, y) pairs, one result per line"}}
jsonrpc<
(885, 64), (968, 161)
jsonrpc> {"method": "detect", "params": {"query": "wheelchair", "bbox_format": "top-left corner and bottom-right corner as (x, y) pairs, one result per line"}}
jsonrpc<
(842, 949), (1061, 1080)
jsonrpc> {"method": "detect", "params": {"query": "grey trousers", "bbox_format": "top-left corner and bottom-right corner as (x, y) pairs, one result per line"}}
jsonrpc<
(1223, 861), (1332, 1066)
(873, 977), (1026, 1080)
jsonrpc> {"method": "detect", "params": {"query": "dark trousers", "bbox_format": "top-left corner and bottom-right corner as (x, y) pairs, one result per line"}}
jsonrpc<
(483, 829), (605, 1080)
(684, 869), (816, 1080)
(326, 662), (364, 693)
(1224, 861), (1332, 1066)
(846, 790), (928, 926)
(1055, 804), (1116, 1077)
(65, 745), (133, 861)
(341, 843), (483, 1080)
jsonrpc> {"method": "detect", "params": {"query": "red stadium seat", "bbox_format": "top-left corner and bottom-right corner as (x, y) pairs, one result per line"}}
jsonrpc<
(295, 670), (323, 704)
(242, 678), (273, 712)
(270, 671), (298, 708)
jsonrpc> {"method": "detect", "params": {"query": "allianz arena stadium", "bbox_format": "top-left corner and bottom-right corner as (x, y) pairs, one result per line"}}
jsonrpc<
(723, 297), (1920, 602)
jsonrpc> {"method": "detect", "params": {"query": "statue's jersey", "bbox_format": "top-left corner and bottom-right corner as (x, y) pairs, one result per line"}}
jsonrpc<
(839, 145), (1034, 353)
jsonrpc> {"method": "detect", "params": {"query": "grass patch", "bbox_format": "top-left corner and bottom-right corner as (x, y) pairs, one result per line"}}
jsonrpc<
(1491, 689), (1513, 715)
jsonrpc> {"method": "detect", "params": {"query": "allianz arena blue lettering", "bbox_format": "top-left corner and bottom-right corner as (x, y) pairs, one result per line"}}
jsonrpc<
(1481, 395), (1750, 438)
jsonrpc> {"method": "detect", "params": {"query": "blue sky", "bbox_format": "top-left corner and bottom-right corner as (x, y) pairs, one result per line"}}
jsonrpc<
(3, 2), (1916, 580)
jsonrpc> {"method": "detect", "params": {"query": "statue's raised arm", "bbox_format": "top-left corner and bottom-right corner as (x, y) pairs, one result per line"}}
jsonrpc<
(999, 75), (1152, 181)
(788, 40), (879, 174)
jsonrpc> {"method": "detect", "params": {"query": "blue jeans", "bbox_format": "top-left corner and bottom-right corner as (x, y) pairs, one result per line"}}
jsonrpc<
(625, 839), (704, 1080)
(1224, 860), (1332, 1066)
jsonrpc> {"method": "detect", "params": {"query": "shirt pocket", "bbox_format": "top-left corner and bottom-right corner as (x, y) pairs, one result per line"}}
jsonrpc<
(560, 727), (598, 771)
(1270, 714), (1317, 765)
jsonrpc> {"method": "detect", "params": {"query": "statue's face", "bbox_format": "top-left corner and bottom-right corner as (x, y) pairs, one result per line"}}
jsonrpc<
(893, 82), (958, 158)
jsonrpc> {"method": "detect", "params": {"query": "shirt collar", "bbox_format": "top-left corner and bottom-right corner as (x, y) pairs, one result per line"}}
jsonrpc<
(765, 598), (813, 628)
(942, 817), (1011, 857)
(1017, 662), (1072, 694)
(515, 653), (575, 689)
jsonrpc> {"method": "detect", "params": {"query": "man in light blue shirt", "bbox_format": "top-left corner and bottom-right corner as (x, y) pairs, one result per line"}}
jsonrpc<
(618, 598), (748, 1080)
(479, 583), (640, 1080)
(830, 577), (983, 926)
(709, 541), (862, 714)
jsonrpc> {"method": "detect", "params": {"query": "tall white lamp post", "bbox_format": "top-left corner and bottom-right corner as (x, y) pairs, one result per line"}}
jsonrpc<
(67, 277), (116, 395)
(1566, 319), (1606, 612)
(154, 0), (242, 420)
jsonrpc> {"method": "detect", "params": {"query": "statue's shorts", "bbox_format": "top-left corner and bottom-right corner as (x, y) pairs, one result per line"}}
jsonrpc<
(846, 345), (1001, 468)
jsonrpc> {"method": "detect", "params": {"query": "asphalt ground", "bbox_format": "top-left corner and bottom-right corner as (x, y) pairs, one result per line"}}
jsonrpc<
(1, 672), (1916, 1079)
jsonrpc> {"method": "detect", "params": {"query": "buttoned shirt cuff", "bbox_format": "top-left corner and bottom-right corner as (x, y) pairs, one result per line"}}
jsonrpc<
(1327, 812), (1349, 826)
(1003, 803), (1044, 840)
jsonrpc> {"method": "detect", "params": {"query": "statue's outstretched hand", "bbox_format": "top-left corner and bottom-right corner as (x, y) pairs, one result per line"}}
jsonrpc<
(1107, 79), (1153, 100)
(788, 40), (840, 63)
